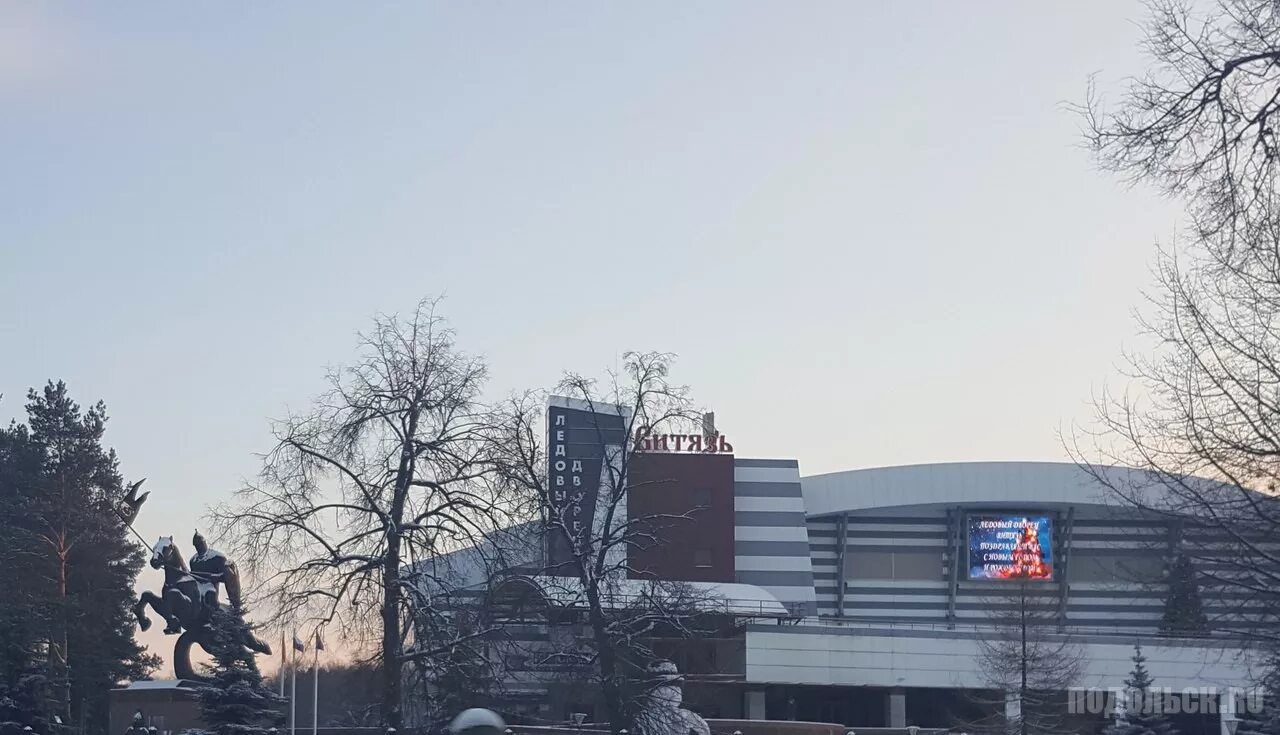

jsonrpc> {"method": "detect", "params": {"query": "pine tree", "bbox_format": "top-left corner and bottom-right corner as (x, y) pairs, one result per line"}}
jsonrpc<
(1102, 645), (1178, 735)
(0, 412), (53, 735)
(1236, 656), (1280, 735)
(1235, 698), (1280, 735)
(18, 382), (158, 734)
(195, 607), (285, 735)
(0, 610), (53, 735)
(1161, 555), (1208, 636)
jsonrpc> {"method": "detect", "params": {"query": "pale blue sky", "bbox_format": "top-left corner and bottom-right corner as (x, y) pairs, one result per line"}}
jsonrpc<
(2, 2), (1180, 670)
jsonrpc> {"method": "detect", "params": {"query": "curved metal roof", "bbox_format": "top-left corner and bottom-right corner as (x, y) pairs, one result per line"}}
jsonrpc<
(800, 461), (1165, 517)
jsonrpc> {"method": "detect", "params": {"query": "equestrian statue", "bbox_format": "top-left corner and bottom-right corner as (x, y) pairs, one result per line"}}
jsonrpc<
(121, 480), (272, 681)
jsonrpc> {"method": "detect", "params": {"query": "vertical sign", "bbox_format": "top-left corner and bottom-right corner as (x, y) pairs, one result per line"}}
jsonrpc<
(546, 400), (627, 572)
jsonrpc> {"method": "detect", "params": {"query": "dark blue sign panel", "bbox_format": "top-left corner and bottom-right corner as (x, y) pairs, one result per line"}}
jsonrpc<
(967, 515), (1054, 580)
(545, 403), (627, 571)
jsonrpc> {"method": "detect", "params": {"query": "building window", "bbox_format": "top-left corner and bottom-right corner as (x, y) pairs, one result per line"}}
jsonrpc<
(505, 654), (529, 671)
(845, 549), (944, 581)
(1067, 554), (1163, 584)
(694, 549), (713, 568)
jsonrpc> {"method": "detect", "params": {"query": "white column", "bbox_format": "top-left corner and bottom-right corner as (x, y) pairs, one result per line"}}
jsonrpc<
(1005, 691), (1022, 734)
(744, 689), (767, 721)
(1221, 688), (1239, 735)
(885, 689), (906, 728)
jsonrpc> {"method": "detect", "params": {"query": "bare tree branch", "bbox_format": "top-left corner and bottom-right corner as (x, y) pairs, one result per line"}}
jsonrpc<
(487, 352), (721, 734)
(210, 298), (518, 729)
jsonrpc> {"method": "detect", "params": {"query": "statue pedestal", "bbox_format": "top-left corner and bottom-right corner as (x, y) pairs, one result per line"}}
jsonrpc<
(109, 680), (204, 735)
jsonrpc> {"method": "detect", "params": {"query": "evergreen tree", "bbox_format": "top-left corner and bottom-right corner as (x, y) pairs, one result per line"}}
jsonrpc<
(1160, 555), (1208, 636)
(1236, 656), (1280, 735)
(0, 605), (53, 735)
(0, 382), (158, 735)
(1102, 645), (1178, 735)
(27, 383), (160, 732)
(0, 412), (53, 735)
(1235, 698), (1280, 735)
(195, 607), (285, 735)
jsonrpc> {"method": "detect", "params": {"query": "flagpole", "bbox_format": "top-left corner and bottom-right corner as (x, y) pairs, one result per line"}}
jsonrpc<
(312, 636), (319, 735)
(279, 630), (286, 697)
(290, 630), (298, 735)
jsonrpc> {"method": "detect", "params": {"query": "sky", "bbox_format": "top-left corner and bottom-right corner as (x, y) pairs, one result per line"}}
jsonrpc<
(1, 2), (1185, 675)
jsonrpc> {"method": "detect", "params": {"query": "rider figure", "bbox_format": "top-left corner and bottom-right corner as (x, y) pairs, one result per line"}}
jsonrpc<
(188, 531), (227, 613)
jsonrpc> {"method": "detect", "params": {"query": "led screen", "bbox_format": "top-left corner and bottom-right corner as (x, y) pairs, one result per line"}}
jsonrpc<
(967, 515), (1053, 580)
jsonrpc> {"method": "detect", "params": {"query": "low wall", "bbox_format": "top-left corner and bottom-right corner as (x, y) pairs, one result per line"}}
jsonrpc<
(707, 720), (947, 735)
(505, 720), (947, 735)
(747, 625), (1256, 690)
(707, 719), (845, 735)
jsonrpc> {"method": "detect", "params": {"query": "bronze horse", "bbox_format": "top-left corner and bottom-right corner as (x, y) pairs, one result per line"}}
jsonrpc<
(133, 536), (203, 634)
(133, 536), (271, 680)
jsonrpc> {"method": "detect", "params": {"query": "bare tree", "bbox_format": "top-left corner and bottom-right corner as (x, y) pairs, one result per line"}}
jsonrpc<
(1068, 229), (1280, 639)
(1082, 0), (1280, 255)
(489, 352), (718, 733)
(964, 584), (1085, 735)
(401, 521), (545, 732)
(1075, 0), (1280, 642)
(211, 299), (514, 729)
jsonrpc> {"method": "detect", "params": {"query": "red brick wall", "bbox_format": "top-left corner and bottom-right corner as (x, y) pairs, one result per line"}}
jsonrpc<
(627, 452), (735, 582)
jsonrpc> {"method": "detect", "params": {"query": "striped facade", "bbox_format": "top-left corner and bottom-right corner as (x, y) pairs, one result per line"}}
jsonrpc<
(800, 462), (1280, 635)
(807, 507), (1179, 628)
(733, 458), (817, 616)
